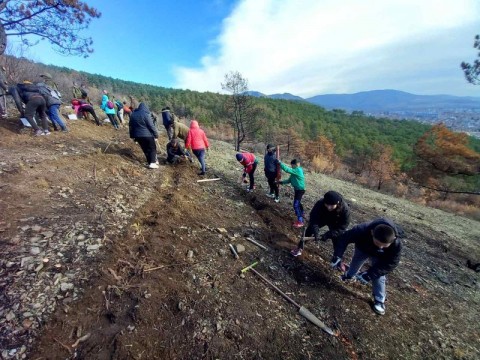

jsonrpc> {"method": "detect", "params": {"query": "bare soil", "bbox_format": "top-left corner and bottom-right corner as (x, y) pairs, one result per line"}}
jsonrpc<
(0, 115), (479, 360)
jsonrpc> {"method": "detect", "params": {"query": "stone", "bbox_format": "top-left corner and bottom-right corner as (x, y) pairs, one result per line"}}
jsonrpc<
(235, 244), (245, 253)
(31, 225), (42, 232)
(187, 250), (194, 258)
(30, 247), (41, 255)
(216, 228), (228, 234)
(60, 282), (74, 292)
(77, 234), (86, 241)
(41, 231), (54, 239)
(21, 257), (33, 267)
(86, 244), (99, 251)
(6, 311), (16, 321)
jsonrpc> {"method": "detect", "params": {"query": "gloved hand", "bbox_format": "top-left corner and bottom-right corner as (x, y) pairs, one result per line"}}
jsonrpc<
(330, 256), (342, 269)
(354, 272), (371, 285)
(274, 159), (280, 165)
(312, 225), (320, 242)
(321, 231), (332, 242)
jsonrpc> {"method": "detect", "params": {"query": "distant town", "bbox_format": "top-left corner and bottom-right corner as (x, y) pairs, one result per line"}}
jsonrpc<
(368, 109), (480, 138)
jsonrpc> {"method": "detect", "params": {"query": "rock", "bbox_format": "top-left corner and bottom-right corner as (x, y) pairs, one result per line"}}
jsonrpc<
(30, 247), (41, 255)
(60, 282), (74, 292)
(22, 319), (33, 329)
(5, 311), (16, 321)
(31, 225), (42, 232)
(86, 244), (99, 251)
(6, 261), (15, 268)
(216, 228), (228, 234)
(127, 325), (135, 331)
(216, 322), (222, 331)
(235, 244), (245, 253)
(77, 234), (86, 241)
(218, 249), (227, 257)
(187, 250), (194, 258)
(178, 301), (186, 311)
(21, 257), (33, 267)
(41, 231), (54, 239)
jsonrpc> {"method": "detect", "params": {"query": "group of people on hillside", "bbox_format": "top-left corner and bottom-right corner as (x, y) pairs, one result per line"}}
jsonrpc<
(235, 145), (402, 316)
(2, 70), (136, 135)
(129, 102), (209, 173)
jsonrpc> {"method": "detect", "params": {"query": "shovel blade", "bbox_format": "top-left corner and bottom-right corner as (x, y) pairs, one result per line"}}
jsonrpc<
(299, 306), (335, 336)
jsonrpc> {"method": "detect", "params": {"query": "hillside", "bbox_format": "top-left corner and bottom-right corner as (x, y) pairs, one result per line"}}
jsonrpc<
(0, 114), (479, 359)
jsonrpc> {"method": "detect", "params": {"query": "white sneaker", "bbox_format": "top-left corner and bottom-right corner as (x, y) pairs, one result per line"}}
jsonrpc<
(373, 301), (385, 315)
(148, 163), (159, 169)
(274, 197), (280, 203)
(266, 193), (275, 198)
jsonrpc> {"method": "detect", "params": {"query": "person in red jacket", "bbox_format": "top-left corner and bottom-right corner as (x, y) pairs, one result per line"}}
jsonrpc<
(185, 119), (210, 175)
(236, 152), (258, 192)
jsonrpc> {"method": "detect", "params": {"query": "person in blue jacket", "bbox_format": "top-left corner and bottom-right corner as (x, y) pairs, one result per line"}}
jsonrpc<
(264, 144), (279, 202)
(330, 218), (403, 315)
(101, 89), (119, 129)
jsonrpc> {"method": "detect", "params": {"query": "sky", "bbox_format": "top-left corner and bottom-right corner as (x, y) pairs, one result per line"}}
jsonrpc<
(8, 0), (480, 97)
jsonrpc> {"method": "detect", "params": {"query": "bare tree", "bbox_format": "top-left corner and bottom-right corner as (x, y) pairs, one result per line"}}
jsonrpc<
(221, 71), (261, 151)
(0, 0), (101, 58)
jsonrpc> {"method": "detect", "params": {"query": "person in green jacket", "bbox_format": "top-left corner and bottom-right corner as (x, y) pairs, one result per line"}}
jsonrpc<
(276, 158), (306, 228)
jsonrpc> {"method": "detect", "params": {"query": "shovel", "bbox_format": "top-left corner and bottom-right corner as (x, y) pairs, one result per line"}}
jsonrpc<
(246, 266), (335, 336)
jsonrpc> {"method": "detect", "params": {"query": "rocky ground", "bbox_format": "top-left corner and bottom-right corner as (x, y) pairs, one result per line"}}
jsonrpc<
(0, 115), (479, 359)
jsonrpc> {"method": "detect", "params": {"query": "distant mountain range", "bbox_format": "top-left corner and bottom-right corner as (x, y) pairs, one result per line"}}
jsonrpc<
(245, 89), (480, 113)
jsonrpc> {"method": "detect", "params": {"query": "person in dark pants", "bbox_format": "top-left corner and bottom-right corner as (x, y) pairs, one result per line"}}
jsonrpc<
(185, 119), (209, 175)
(129, 102), (159, 169)
(236, 152), (258, 192)
(161, 107), (174, 140)
(264, 144), (279, 202)
(331, 218), (403, 315)
(10, 82), (49, 136)
(72, 99), (101, 126)
(166, 138), (189, 164)
(277, 158), (306, 228)
(291, 190), (350, 257)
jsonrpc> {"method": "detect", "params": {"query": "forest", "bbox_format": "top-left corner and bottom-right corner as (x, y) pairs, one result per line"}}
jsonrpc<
(2, 57), (480, 218)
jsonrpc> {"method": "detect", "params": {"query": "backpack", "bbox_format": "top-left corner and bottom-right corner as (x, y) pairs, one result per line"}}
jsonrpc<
(107, 100), (115, 109)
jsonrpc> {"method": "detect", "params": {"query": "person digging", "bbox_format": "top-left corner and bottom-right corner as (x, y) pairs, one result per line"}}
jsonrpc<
(276, 158), (306, 228)
(330, 218), (403, 315)
(291, 190), (350, 258)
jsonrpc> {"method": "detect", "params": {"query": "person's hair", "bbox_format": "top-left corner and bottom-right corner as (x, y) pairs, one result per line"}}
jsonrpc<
(373, 224), (396, 244)
(291, 158), (299, 165)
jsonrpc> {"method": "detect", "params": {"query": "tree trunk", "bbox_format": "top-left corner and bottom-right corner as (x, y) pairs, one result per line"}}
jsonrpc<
(0, 21), (6, 56)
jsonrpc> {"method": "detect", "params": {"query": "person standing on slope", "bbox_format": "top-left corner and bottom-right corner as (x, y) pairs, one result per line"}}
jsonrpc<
(101, 89), (119, 129)
(264, 144), (279, 202)
(331, 218), (402, 315)
(276, 158), (306, 228)
(236, 151), (258, 193)
(185, 119), (209, 176)
(129, 102), (159, 169)
(291, 190), (350, 257)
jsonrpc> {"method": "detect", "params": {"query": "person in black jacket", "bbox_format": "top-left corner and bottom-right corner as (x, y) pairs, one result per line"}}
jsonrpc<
(161, 106), (174, 140)
(330, 218), (402, 315)
(264, 144), (279, 202)
(291, 190), (350, 257)
(129, 103), (159, 169)
(166, 138), (189, 164)
(10, 82), (49, 136)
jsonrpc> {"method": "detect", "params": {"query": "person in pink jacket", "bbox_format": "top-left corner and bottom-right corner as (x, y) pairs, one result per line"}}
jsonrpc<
(185, 119), (210, 175)
(236, 152), (258, 192)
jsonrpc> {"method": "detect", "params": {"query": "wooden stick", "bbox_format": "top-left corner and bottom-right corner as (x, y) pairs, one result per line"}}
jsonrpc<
(245, 237), (268, 250)
(103, 141), (112, 153)
(196, 178), (221, 183)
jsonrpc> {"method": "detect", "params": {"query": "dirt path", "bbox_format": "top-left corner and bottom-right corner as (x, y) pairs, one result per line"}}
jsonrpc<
(1, 116), (479, 359)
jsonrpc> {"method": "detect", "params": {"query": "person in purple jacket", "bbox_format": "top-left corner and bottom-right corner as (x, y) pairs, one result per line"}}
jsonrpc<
(330, 218), (403, 315)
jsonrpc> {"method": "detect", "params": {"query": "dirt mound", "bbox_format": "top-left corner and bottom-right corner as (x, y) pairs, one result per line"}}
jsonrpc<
(0, 116), (479, 359)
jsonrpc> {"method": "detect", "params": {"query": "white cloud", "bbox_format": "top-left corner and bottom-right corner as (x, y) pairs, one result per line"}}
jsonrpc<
(173, 0), (480, 96)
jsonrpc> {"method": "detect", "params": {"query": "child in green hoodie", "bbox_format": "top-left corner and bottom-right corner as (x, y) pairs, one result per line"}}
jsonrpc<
(277, 158), (306, 228)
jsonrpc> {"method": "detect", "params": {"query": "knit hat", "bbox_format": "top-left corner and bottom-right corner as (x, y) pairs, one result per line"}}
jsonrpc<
(266, 144), (275, 150)
(236, 153), (243, 161)
(324, 191), (342, 205)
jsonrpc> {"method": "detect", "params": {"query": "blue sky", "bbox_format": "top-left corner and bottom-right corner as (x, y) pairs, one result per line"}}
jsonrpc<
(9, 0), (480, 97)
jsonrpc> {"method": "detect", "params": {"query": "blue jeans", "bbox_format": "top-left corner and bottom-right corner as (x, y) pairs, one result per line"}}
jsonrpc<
(193, 149), (206, 173)
(47, 104), (67, 130)
(293, 190), (305, 222)
(346, 247), (386, 303)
